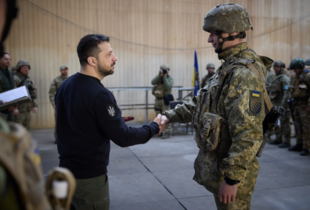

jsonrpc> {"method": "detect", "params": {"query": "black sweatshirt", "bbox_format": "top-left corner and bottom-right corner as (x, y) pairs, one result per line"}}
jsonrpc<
(55, 73), (159, 179)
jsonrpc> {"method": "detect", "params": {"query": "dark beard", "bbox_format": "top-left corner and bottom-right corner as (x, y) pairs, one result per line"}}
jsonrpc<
(98, 62), (114, 77)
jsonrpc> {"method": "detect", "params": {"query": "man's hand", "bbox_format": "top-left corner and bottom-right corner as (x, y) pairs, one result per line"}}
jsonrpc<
(13, 108), (19, 116)
(32, 107), (38, 113)
(158, 115), (170, 135)
(218, 180), (238, 204)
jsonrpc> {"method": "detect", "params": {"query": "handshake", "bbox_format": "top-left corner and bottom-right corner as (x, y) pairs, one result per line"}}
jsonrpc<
(153, 114), (170, 135)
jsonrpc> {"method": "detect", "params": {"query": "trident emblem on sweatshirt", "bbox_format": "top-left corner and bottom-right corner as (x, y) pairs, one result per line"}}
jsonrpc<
(107, 106), (115, 117)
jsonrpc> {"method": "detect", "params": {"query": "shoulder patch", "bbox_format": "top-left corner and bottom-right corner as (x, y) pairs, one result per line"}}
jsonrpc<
(284, 85), (289, 90)
(107, 105), (116, 117)
(250, 90), (262, 115)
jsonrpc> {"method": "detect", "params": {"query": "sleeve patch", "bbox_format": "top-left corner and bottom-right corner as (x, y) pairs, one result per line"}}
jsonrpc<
(251, 90), (260, 97)
(107, 105), (117, 117)
(250, 100), (262, 115)
(284, 85), (289, 90)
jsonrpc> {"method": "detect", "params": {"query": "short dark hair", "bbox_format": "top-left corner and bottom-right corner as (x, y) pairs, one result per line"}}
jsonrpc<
(0, 52), (9, 58)
(77, 34), (110, 66)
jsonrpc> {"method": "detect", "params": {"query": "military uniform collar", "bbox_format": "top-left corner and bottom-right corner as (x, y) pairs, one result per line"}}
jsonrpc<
(218, 42), (248, 62)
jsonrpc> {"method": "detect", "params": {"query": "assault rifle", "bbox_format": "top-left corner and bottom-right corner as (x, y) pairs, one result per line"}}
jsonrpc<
(256, 106), (285, 157)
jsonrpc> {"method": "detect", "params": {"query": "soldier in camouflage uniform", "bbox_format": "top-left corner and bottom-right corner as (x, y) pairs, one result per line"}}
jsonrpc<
(265, 66), (275, 94)
(14, 60), (38, 130)
(268, 61), (291, 147)
(201, 63), (215, 88)
(264, 65), (276, 142)
(288, 58), (310, 156)
(160, 3), (273, 209)
(151, 64), (174, 138)
(49, 65), (69, 141)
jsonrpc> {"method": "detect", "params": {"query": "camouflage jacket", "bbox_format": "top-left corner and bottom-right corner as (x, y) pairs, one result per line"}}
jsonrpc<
(49, 75), (68, 106)
(290, 69), (310, 106)
(165, 43), (267, 196)
(151, 74), (174, 97)
(269, 70), (290, 107)
(265, 70), (275, 94)
(14, 72), (38, 112)
(201, 72), (215, 88)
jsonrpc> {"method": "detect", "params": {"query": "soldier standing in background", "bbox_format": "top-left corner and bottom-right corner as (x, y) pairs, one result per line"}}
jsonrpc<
(151, 64), (174, 138)
(49, 65), (69, 142)
(14, 60), (38, 129)
(160, 3), (273, 209)
(264, 65), (275, 142)
(0, 52), (17, 121)
(268, 60), (291, 147)
(288, 58), (310, 156)
(201, 63), (215, 88)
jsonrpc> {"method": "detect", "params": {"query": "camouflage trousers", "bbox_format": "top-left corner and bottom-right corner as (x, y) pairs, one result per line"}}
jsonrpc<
(275, 109), (291, 144)
(214, 195), (251, 210)
(154, 98), (171, 133)
(14, 111), (31, 130)
(294, 104), (310, 149)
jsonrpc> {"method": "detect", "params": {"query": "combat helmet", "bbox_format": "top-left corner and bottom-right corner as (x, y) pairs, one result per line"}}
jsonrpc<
(206, 63), (215, 69)
(160, 64), (169, 70)
(203, 3), (253, 53)
(305, 59), (310, 66)
(289, 58), (305, 70)
(16, 60), (31, 71)
(60, 65), (68, 71)
(273, 60), (285, 68)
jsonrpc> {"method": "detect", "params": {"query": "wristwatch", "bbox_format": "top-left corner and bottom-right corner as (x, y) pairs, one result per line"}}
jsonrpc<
(224, 176), (240, 185)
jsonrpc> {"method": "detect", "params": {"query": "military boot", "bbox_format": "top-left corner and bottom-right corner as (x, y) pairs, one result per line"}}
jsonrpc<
(269, 140), (281, 145)
(300, 149), (310, 156)
(288, 144), (303, 152)
(278, 143), (290, 148)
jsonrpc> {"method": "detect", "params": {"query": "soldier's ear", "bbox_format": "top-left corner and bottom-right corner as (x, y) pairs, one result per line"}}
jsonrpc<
(87, 57), (97, 67)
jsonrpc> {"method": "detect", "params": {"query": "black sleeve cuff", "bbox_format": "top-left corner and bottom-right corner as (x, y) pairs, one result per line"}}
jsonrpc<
(224, 176), (240, 185)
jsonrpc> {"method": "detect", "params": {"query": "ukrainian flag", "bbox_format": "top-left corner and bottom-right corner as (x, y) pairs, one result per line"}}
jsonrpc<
(252, 90), (260, 97)
(192, 51), (200, 96)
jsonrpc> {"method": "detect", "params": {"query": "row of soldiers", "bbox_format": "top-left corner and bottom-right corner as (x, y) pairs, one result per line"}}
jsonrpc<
(0, 52), (69, 135)
(265, 58), (310, 156)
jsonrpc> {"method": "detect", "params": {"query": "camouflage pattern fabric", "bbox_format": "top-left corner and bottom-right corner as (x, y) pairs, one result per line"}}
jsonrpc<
(165, 43), (266, 198)
(269, 70), (291, 144)
(49, 75), (68, 106)
(265, 70), (275, 94)
(14, 72), (38, 130)
(49, 75), (68, 139)
(201, 72), (215, 88)
(152, 74), (174, 134)
(291, 70), (310, 149)
(151, 75), (174, 97)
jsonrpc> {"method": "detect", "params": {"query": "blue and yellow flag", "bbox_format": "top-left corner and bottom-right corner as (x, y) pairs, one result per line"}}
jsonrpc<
(192, 51), (200, 96)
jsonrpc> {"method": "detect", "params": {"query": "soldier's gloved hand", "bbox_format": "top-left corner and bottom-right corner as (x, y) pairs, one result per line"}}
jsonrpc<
(32, 107), (38, 113)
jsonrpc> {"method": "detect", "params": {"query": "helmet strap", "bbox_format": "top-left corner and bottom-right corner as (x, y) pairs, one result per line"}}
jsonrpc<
(215, 31), (246, 54)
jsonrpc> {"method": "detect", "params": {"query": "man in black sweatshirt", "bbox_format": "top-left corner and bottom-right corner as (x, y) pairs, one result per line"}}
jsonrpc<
(55, 34), (162, 210)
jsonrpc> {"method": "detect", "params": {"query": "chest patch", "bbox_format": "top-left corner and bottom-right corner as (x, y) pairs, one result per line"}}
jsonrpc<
(107, 105), (116, 117)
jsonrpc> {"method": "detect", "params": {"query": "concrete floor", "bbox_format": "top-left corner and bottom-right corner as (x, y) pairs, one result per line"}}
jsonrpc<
(32, 123), (310, 210)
